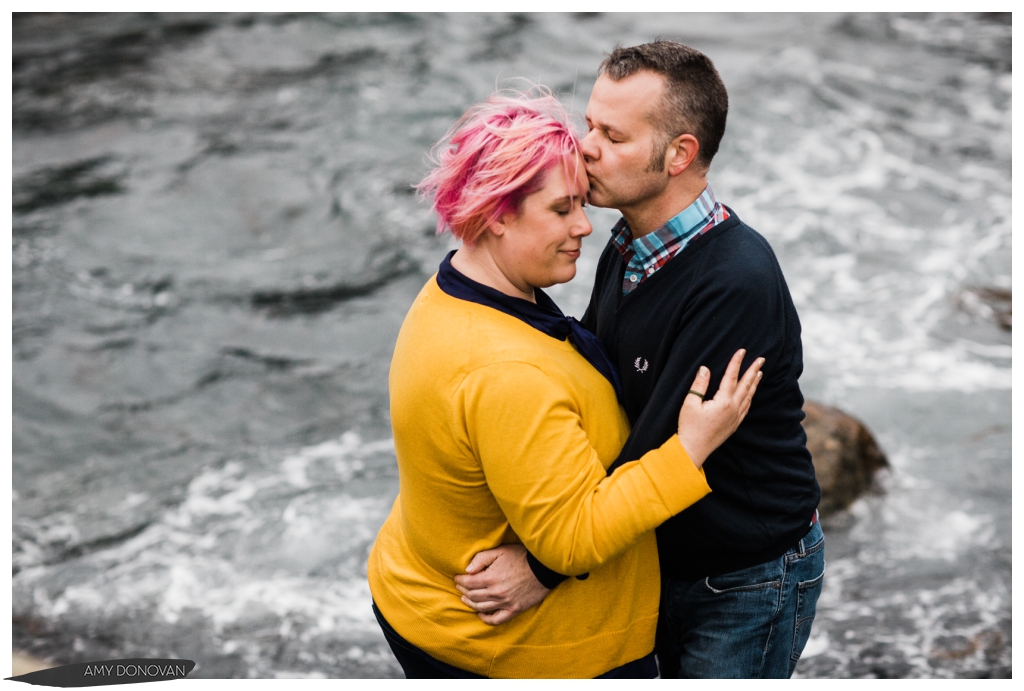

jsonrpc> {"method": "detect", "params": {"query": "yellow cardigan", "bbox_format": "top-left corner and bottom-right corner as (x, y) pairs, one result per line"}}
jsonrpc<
(367, 276), (711, 678)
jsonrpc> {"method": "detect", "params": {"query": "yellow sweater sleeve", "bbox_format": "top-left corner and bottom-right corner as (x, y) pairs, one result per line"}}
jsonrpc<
(457, 361), (711, 575)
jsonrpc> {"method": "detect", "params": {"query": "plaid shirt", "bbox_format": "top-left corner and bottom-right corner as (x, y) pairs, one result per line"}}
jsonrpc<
(612, 185), (729, 294)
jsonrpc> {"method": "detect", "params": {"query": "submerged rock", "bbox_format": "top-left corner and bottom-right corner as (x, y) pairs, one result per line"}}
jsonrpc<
(956, 286), (1012, 331)
(804, 401), (889, 517)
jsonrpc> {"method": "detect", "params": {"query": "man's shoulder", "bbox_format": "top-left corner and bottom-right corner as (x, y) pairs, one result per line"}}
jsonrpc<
(697, 213), (783, 284)
(705, 211), (775, 258)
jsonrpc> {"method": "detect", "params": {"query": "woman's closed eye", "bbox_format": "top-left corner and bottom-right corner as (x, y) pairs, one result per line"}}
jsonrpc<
(555, 201), (587, 216)
(551, 200), (577, 216)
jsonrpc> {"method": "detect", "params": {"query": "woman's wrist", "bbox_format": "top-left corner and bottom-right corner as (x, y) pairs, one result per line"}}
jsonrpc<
(675, 432), (708, 469)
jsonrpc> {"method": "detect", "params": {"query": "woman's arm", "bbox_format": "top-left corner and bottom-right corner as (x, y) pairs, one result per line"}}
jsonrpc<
(457, 351), (760, 577)
(455, 350), (760, 623)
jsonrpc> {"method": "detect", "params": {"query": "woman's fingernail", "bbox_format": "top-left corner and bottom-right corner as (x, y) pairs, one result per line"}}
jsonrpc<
(700, 366), (709, 376)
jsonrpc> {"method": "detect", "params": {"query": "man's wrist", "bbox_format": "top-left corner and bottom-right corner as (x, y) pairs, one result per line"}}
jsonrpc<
(525, 551), (567, 590)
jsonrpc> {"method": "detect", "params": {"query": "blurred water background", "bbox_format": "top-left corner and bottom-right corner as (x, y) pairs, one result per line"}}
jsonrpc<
(11, 12), (1011, 678)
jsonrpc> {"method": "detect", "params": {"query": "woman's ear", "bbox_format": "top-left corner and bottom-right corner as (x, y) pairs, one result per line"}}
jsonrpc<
(487, 213), (512, 237)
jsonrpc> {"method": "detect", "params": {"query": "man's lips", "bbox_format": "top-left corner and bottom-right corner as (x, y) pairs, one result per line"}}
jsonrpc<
(561, 248), (581, 259)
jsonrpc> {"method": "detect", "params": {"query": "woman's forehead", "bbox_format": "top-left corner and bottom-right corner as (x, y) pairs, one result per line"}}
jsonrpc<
(536, 156), (588, 198)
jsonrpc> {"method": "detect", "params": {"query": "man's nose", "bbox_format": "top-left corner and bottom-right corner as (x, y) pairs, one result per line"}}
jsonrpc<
(580, 129), (598, 162)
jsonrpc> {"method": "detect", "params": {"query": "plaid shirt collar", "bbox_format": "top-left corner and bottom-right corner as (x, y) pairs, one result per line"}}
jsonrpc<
(611, 184), (728, 294)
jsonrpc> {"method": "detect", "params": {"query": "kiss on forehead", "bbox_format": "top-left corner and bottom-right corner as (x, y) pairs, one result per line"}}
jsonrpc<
(371, 39), (821, 680)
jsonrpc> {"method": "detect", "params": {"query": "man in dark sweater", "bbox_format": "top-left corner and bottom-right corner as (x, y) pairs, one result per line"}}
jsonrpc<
(454, 41), (823, 678)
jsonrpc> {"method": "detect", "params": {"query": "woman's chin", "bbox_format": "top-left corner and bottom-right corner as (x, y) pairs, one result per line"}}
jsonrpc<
(539, 266), (577, 288)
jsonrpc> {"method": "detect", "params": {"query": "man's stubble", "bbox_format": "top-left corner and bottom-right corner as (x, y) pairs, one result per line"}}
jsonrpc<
(587, 163), (670, 216)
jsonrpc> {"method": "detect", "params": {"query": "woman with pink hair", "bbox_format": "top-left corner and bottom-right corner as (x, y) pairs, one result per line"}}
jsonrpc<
(366, 90), (761, 678)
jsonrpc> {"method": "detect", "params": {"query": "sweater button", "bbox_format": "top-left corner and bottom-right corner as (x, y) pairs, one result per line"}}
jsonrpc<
(629, 274), (638, 283)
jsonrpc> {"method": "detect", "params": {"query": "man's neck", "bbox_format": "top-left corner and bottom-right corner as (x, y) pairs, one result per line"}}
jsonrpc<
(621, 174), (708, 239)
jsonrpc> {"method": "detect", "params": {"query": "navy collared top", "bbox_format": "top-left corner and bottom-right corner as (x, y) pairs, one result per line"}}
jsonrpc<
(435, 250), (624, 403)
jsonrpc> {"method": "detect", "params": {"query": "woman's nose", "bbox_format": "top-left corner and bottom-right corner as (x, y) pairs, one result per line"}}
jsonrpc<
(573, 212), (593, 237)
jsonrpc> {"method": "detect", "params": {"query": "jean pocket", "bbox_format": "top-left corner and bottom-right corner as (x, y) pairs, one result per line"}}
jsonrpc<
(702, 560), (783, 594)
(791, 563), (825, 663)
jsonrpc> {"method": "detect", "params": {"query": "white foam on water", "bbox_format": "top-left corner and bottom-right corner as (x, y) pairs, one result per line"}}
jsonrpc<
(842, 446), (1001, 563)
(560, 87), (1012, 395)
(14, 431), (397, 643)
(813, 563), (1010, 677)
(808, 440), (1009, 676)
(12, 14), (1010, 679)
(852, 502), (997, 564)
(712, 49), (1009, 396)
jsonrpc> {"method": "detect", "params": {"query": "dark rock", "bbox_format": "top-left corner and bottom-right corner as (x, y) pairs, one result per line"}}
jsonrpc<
(803, 401), (889, 517)
(955, 286), (1011, 330)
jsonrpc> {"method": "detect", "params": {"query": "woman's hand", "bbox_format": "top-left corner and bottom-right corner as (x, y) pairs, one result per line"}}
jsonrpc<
(677, 349), (763, 468)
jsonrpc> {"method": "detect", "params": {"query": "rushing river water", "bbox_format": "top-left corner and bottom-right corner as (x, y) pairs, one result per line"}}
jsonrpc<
(11, 13), (1011, 678)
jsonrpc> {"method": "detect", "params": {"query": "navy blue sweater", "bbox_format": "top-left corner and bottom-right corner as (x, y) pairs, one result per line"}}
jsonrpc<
(583, 210), (820, 581)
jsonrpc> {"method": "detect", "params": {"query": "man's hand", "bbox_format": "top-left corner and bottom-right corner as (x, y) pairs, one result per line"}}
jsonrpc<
(454, 544), (551, 626)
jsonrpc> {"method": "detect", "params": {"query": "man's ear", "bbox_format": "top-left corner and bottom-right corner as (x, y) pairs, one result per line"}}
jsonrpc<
(666, 133), (700, 177)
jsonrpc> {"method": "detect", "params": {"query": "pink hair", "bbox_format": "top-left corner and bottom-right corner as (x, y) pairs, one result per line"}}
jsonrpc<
(417, 88), (585, 244)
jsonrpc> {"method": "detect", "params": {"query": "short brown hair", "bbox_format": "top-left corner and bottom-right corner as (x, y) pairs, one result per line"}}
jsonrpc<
(599, 40), (728, 171)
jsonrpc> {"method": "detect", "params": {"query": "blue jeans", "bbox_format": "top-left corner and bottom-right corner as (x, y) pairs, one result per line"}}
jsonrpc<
(656, 521), (825, 678)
